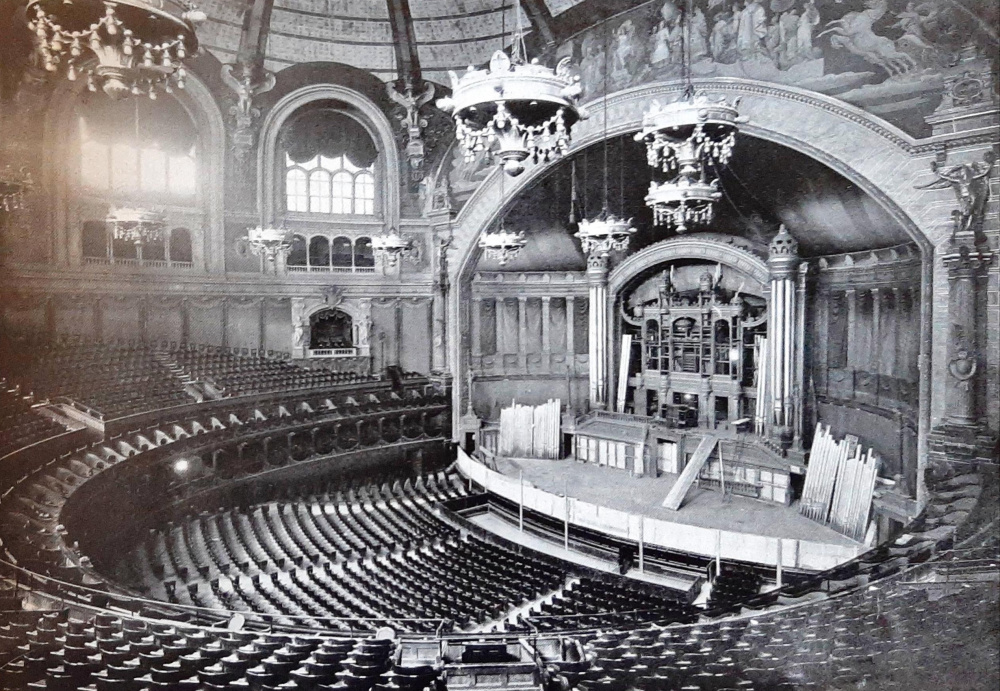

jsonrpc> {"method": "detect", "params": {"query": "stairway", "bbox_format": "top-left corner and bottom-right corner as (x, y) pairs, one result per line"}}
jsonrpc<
(662, 434), (718, 511)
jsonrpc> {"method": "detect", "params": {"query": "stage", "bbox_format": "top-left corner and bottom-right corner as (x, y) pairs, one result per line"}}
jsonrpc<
(492, 455), (857, 547)
(456, 450), (865, 571)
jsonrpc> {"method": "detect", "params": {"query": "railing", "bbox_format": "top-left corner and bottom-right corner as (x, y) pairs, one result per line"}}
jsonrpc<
(83, 256), (194, 269)
(307, 347), (359, 358)
(287, 265), (377, 274)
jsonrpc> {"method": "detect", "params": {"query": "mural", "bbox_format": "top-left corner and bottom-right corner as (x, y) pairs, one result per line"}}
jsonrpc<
(558, 0), (991, 135)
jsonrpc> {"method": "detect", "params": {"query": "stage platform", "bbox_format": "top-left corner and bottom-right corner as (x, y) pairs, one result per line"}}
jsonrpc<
(492, 455), (856, 547)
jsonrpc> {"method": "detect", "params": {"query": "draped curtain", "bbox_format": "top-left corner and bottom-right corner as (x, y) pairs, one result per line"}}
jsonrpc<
(281, 109), (378, 168)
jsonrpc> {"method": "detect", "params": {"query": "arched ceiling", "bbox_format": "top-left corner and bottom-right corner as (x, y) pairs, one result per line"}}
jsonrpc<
(475, 132), (914, 272)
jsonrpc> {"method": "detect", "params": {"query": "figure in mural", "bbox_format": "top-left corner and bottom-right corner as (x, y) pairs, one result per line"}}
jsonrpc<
(711, 8), (738, 64)
(794, 1), (822, 61)
(736, 0), (769, 61)
(611, 20), (639, 88)
(778, 10), (800, 68)
(690, 6), (711, 61)
(765, 14), (782, 64)
(817, 0), (917, 76)
(580, 33), (606, 96)
(650, 3), (676, 68)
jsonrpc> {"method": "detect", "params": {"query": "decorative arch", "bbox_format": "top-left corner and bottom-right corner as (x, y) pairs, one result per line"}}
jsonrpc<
(258, 84), (401, 229)
(447, 79), (943, 499)
(42, 72), (226, 272)
(608, 237), (770, 298)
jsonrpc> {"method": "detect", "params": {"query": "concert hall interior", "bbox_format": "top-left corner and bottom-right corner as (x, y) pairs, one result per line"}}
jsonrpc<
(0, 1), (997, 689)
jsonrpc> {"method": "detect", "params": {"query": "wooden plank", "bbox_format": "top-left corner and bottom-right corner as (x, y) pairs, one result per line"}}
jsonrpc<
(662, 435), (718, 511)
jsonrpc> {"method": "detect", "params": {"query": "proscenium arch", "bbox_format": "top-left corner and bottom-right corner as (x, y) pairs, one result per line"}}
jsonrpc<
(607, 238), (770, 298)
(447, 78), (939, 505)
(258, 84), (401, 230)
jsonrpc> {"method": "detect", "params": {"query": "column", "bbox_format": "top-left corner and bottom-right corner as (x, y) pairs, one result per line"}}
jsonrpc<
(431, 287), (447, 372)
(258, 299), (266, 352)
(471, 297), (482, 360)
(587, 254), (609, 409)
(871, 288), (881, 375)
(565, 296), (576, 359)
(220, 298), (229, 349)
(767, 226), (800, 434)
(845, 288), (858, 369)
(794, 263), (809, 445)
(517, 296), (528, 369)
(942, 243), (994, 426)
(541, 296), (551, 368)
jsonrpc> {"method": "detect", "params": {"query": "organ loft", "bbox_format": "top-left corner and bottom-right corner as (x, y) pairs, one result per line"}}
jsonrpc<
(0, 1), (997, 689)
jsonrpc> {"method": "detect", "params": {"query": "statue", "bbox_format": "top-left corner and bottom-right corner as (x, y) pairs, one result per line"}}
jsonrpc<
(220, 61), (276, 159)
(916, 151), (996, 242)
(388, 79), (436, 182)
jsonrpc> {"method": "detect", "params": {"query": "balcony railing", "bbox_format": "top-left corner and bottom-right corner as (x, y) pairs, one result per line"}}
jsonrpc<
(83, 256), (193, 269)
(307, 347), (359, 358)
(287, 265), (376, 274)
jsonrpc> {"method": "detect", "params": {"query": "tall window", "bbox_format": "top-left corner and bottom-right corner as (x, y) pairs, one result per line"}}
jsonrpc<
(79, 119), (197, 197)
(285, 153), (375, 215)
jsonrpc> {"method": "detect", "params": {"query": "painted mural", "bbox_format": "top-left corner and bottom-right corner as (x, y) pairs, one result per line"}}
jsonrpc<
(555, 0), (993, 135)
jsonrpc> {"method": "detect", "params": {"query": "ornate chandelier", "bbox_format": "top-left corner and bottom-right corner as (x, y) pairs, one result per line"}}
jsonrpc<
(575, 212), (636, 256)
(371, 227), (412, 267)
(0, 167), (33, 212)
(634, 92), (741, 176)
(635, 0), (741, 233)
(106, 206), (166, 244)
(479, 228), (526, 266)
(645, 177), (721, 232)
(26, 0), (204, 99)
(436, 1), (585, 177)
(246, 225), (293, 264)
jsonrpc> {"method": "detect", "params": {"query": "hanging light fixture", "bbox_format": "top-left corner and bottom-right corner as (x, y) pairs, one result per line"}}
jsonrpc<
(106, 206), (166, 244)
(245, 225), (294, 265)
(636, 0), (741, 232)
(575, 26), (635, 257)
(437, 0), (586, 177)
(371, 227), (412, 267)
(0, 167), (33, 212)
(479, 227), (526, 266)
(26, 0), (204, 100)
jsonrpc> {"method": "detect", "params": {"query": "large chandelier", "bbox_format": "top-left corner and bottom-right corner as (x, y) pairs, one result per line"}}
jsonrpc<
(479, 228), (526, 266)
(106, 206), (166, 244)
(0, 167), (33, 212)
(437, 1), (585, 177)
(372, 227), (412, 267)
(645, 177), (721, 232)
(635, 92), (741, 177)
(27, 0), (204, 99)
(575, 212), (635, 256)
(246, 226), (293, 264)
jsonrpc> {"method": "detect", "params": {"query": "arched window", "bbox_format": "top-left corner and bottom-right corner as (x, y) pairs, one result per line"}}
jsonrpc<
(169, 228), (192, 264)
(331, 236), (353, 268)
(354, 237), (375, 268)
(280, 107), (379, 217)
(308, 236), (330, 268)
(287, 234), (307, 267)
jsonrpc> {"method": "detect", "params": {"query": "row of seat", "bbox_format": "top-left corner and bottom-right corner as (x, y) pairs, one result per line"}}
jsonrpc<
(0, 387), (67, 457)
(0, 609), (425, 691)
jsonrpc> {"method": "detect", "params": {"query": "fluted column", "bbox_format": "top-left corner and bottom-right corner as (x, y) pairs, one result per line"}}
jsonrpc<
(845, 288), (858, 368)
(942, 243), (994, 426)
(565, 296), (576, 362)
(870, 288), (881, 374)
(587, 253), (609, 409)
(471, 297), (482, 359)
(767, 227), (800, 433)
(541, 296), (551, 360)
(517, 296), (528, 369)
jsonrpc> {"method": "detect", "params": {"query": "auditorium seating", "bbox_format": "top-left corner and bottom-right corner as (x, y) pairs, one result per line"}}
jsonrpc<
(120, 472), (576, 632)
(166, 344), (379, 397)
(519, 578), (699, 632)
(0, 386), (66, 457)
(706, 565), (764, 612)
(0, 609), (414, 691)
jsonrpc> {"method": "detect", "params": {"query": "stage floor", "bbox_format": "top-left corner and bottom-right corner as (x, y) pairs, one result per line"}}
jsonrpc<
(492, 455), (857, 547)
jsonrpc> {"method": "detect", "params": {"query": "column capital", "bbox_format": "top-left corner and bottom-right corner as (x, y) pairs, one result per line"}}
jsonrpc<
(942, 242), (994, 278)
(586, 252), (609, 280)
(768, 225), (800, 279)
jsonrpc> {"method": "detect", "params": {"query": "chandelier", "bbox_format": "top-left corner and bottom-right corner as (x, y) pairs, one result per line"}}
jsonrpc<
(479, 228), (526, 266)
(27, 0), (204, 99)
(371, 228), (412, 267)
(246, 226), (293, 264)
(645, 177), (721, 232)
(106, 206), (166, 244)
(0, 167), (33, 212)
(634, 92), (741, 176)
(635, 0), (741, 232)
(575, 212), (635, 256)
(436, 1), (585, 177)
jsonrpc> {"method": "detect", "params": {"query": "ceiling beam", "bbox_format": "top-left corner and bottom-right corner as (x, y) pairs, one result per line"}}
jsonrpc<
(386, 0), (422, 86)
(521, 0), (556, 48)
(236, 0), (275, 69)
